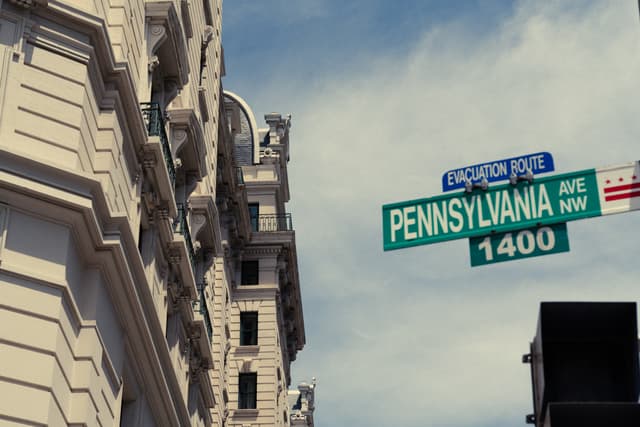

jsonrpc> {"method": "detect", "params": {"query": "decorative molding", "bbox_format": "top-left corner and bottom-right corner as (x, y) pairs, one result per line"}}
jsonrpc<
(143, 152), (157, 170)
(147, 24), (167, 71)
(171, 128), (188, 157)
(238, 359), (254, 373)
(243, 246), (282, 257)
(234, 345), (259, 356)
(233, 285), (278, 301)
(23, 19), (92, 66)
(233, 409), (259, 418)
(198, 86), (209, 122)
(190, 212), (205, 236)
(190, 194), (223, 256)
(145, 1), (190, 86)
(8, 0), (47, 8)
(148, 54), (160, 73)
(167, 107), (207, 178)
(168, 248), (182, 265)
(156, 207), (170, 221)
(0, 157), (190, 424)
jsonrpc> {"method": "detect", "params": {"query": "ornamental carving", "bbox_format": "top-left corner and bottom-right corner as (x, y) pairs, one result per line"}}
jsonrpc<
(9, 0), (47, 8)
(171, 129), (188, 157)
(156, 208), (170, 221)
(168, 248), (182, 265)
(148, 55), (160, 73)
(142, 152), (156, 169)
(190, 213), (206, 241)
(147, 24), (167, 70)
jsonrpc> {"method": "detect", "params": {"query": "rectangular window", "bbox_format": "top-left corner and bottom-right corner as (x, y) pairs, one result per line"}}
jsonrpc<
(249, 203), (259, 232)
(240, 312), (258, 346)
(238, 373), (257, 409)
(241, 260), (259, 285)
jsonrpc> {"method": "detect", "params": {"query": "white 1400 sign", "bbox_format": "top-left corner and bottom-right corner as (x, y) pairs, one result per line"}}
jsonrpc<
(469, 223), (570, 266)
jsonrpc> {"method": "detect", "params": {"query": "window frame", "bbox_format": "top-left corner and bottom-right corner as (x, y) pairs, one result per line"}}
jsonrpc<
(238, 372), (257, 409)
(248, 203), (259, 232)
(241, 260), (259, 285)
(240, 311), (258, 346)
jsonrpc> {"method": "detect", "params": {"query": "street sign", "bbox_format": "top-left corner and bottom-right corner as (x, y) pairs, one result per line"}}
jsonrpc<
(469, 223), (570, 266)
(442, 152), (555, 192)
(382, 160), (640, 251)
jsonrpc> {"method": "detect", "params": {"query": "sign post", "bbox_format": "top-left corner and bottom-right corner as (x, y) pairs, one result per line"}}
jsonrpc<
(383, 161), (640, 252)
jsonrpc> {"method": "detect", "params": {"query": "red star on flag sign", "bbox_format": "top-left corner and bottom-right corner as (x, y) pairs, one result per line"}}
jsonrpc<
(604, 175), (640, 202)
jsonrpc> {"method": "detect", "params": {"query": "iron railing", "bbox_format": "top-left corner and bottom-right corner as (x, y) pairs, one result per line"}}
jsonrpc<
(174, 203), (196, 272)
(252, 213), (293, 232)
(196, 283), (213, 342)
(141, 102), (176, 186)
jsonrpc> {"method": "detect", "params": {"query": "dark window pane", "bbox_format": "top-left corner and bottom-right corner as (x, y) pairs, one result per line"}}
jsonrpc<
(241, 260), (259, 285)
(238, 373), (257, 409)
(249, 203), (259, 232)
(240, 312), (258, 346)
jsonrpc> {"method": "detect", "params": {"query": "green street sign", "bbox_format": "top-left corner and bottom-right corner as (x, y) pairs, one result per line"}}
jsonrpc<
(382, 161), (640, 251)
(469, 223), (570, 267)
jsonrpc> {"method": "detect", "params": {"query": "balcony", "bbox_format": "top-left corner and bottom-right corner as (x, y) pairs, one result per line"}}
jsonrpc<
(189, 282), (215, 410)
(174, 203), (196, 272)
(166, 107), (206, 180)
(251, 214), (293, 232)
(141, 102), (176, 187)
(193, 283), (213, 342)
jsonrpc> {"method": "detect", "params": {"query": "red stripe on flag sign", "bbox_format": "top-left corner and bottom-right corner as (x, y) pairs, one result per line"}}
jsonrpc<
(605, 190), (640, 202)
(604, 182), (640, 193)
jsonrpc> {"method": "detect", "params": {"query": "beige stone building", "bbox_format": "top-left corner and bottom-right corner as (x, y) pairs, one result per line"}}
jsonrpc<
(0, 0), (307, 426)
(288, 379), (316, 427)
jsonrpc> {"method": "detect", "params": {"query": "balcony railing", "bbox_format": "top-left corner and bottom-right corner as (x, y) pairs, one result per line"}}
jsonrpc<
(194, 283), (213, 342)
(251, 214), (293, 232)
(174, 203), (196, 272)
(141, 102), (176, 186)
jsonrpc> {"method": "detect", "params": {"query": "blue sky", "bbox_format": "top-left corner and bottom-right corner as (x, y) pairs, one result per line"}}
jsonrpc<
(222, 0), (519, 111)
(222, 2), (640, 426)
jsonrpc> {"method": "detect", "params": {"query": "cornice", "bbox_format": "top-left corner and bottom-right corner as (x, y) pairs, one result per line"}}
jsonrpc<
(243, 245), (283, 257)
(232, 409), (259, 419)
(232, 285), (278, 301)
(233, 345), (260, 356)
(28, 0), (154, 202)
(250, 230), (295, 245)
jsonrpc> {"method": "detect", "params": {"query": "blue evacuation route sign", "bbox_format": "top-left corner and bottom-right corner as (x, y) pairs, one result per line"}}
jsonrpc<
(442, 152), (555, 192)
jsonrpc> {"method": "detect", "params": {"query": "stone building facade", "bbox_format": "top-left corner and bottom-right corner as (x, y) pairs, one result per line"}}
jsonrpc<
(0, 0), (306, 426)
(288, 379), (317, 427)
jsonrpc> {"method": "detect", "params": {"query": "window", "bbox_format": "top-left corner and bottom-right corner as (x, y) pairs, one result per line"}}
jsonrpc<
(240, 312), (258, 346)
(238, 373), (257, 409)
(248, 203), (259, 232)
(241, 260), (259, 285)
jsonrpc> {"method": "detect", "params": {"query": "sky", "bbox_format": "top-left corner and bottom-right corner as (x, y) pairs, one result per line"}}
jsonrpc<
(222, 1), (640, 426)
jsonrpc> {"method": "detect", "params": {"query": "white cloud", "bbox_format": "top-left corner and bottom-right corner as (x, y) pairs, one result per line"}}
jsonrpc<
(243, 1), (640, 426)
